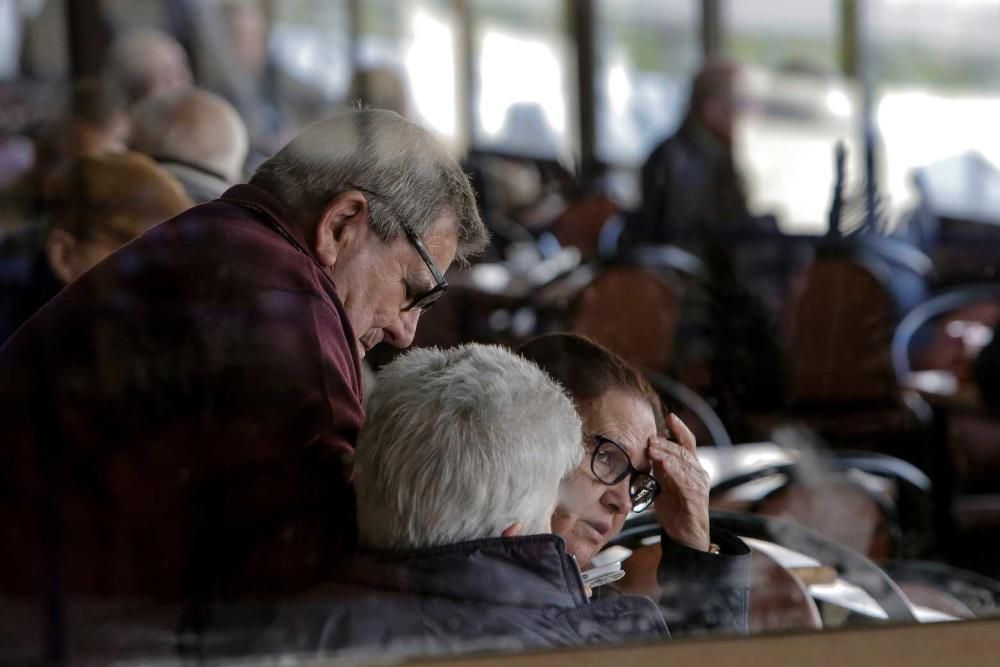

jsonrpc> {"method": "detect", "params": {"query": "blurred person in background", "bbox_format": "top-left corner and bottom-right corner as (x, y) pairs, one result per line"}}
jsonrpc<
(19, 78), (130, 210)
(519, 333), (751, 637)
(632, 61), (785, 437)
(0, 151), (191, 342)
(264, 344), (667, 659)
(210, 0), (294, 168)
(0, 109), (487, 660)
(130, 87), (249, 202)
(105, 27), (193, 104)
(632, 60), (754, 252)
(0, 79), (133, 344)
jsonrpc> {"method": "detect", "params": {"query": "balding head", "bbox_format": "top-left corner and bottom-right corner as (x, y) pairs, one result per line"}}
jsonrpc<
(131, 88), (249, 184)
(106, 28), (193, 103)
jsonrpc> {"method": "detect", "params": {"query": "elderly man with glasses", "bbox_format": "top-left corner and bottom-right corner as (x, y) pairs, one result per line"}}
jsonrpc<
(0, 109), (488, 657)
(260, 344), (669, 660)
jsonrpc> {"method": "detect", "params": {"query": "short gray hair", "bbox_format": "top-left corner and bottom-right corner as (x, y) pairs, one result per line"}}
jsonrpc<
(250, 109), (489, 263)
(355, 344), (583, 550)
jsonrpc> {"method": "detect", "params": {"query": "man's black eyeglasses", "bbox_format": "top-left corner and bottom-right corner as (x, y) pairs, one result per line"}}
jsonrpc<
(589, 434), (661, 513)
(398, 222), (448, 313)
(349, 184), (448, 312)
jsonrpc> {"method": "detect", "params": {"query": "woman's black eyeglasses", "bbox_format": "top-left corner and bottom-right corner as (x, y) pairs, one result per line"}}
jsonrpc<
(348, 184), (448, 312)
(589, 434), (660, 513)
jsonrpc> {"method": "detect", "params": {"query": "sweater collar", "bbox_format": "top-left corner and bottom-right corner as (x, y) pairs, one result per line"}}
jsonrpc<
(220, 183), (318, 263)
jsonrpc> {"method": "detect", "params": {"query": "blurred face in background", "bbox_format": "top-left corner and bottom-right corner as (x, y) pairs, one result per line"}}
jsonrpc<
(32, 80), (132, 196)
(44, 152), (192, 284)
(225, 4), (268, 77)
(689, 61), (745, 146)
(45, 227), (134, 284)
(73, 112), (130, 157)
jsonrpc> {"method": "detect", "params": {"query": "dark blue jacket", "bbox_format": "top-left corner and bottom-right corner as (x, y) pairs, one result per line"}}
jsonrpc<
(261, 535), (668, 661)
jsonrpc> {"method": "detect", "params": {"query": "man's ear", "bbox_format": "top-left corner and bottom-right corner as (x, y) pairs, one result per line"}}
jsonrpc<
(501, 522), (523, 538)
(313, 190), (370, 267)
(45, 228), (79, 284)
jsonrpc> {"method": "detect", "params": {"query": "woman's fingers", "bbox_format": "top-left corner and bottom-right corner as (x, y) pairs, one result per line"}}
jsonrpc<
(666, 413), (697, 455)
(648, 442), (708, 490)
(648, 435), (700, 469)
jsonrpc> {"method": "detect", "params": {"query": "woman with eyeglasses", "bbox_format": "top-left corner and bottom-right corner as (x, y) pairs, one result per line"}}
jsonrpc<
(518, 333), (750, 637)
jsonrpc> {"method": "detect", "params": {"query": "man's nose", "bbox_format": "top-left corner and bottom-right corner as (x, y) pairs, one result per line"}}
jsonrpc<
(384, 308), (420, 349)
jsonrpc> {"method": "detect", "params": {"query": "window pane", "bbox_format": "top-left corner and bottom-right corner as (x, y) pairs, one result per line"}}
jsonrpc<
(872, 0), (1000, 216)
(471, 0), (572, 158)
(594, 0), (700, 166)
(270, 0), (352, 105)
(355, 0), (460, 144)
(725, 0), (853, 234)
(726, 0), (837, 72)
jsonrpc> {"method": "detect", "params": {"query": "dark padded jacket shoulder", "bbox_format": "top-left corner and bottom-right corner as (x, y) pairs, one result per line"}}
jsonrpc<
(263, 535), (668, 661)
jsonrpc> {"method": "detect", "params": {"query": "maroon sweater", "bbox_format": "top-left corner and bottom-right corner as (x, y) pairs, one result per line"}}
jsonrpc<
(0, 185), (365, 608)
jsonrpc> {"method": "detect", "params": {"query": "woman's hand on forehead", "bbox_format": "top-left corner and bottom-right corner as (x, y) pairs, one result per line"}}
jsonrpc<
(647, 414), (711, 552)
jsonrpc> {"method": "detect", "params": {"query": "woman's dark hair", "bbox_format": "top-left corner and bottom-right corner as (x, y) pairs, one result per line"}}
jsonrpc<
(517, 333), (666, 434)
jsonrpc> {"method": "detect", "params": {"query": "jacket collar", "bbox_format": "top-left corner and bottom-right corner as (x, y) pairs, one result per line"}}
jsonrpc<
(155, 156), (231, 185)
(220, 184), (318, 264)
(343, 534), (590, 610)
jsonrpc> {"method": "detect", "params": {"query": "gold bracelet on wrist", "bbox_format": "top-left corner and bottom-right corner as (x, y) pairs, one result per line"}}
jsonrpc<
(708, 542), (721, 555)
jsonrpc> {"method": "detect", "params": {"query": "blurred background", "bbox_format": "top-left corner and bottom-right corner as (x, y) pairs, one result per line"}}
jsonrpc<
(2, 0), (1000, 230)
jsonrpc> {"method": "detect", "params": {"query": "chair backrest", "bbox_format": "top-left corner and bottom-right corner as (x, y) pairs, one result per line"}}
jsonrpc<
(748, 544), (823, 633)
(709, 510), (916, 622)
(752, 476), (895, 560)
(549, 195), (620, 261)
(570, 266), (679, 374)
(788, 256), (898, 405)
(898, 582), (976, 619)
(891, 283), (1000, 381)
(882, 559), (1000, 618)
(613, 539), (824, 634)
(646, 371), (733, 448)
(614, 543), (662, 601)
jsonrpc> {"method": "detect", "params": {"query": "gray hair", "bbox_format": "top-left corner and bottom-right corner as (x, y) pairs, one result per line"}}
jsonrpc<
(131, 87), (249, 183)
(355, 344), (583, 550)
(250, 109), (489, 263)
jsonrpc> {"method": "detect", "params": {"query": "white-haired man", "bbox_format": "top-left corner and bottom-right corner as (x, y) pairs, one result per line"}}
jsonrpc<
(131, 87), (250, 202)
(0, 109), (489, 656)
(263, 344), (667, 659)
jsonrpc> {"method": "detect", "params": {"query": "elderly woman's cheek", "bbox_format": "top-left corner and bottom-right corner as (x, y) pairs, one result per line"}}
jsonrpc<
(556, 467), (594, 517)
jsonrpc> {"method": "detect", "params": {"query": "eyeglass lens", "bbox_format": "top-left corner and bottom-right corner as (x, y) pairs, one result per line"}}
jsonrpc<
(592, 438), (660, 512)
